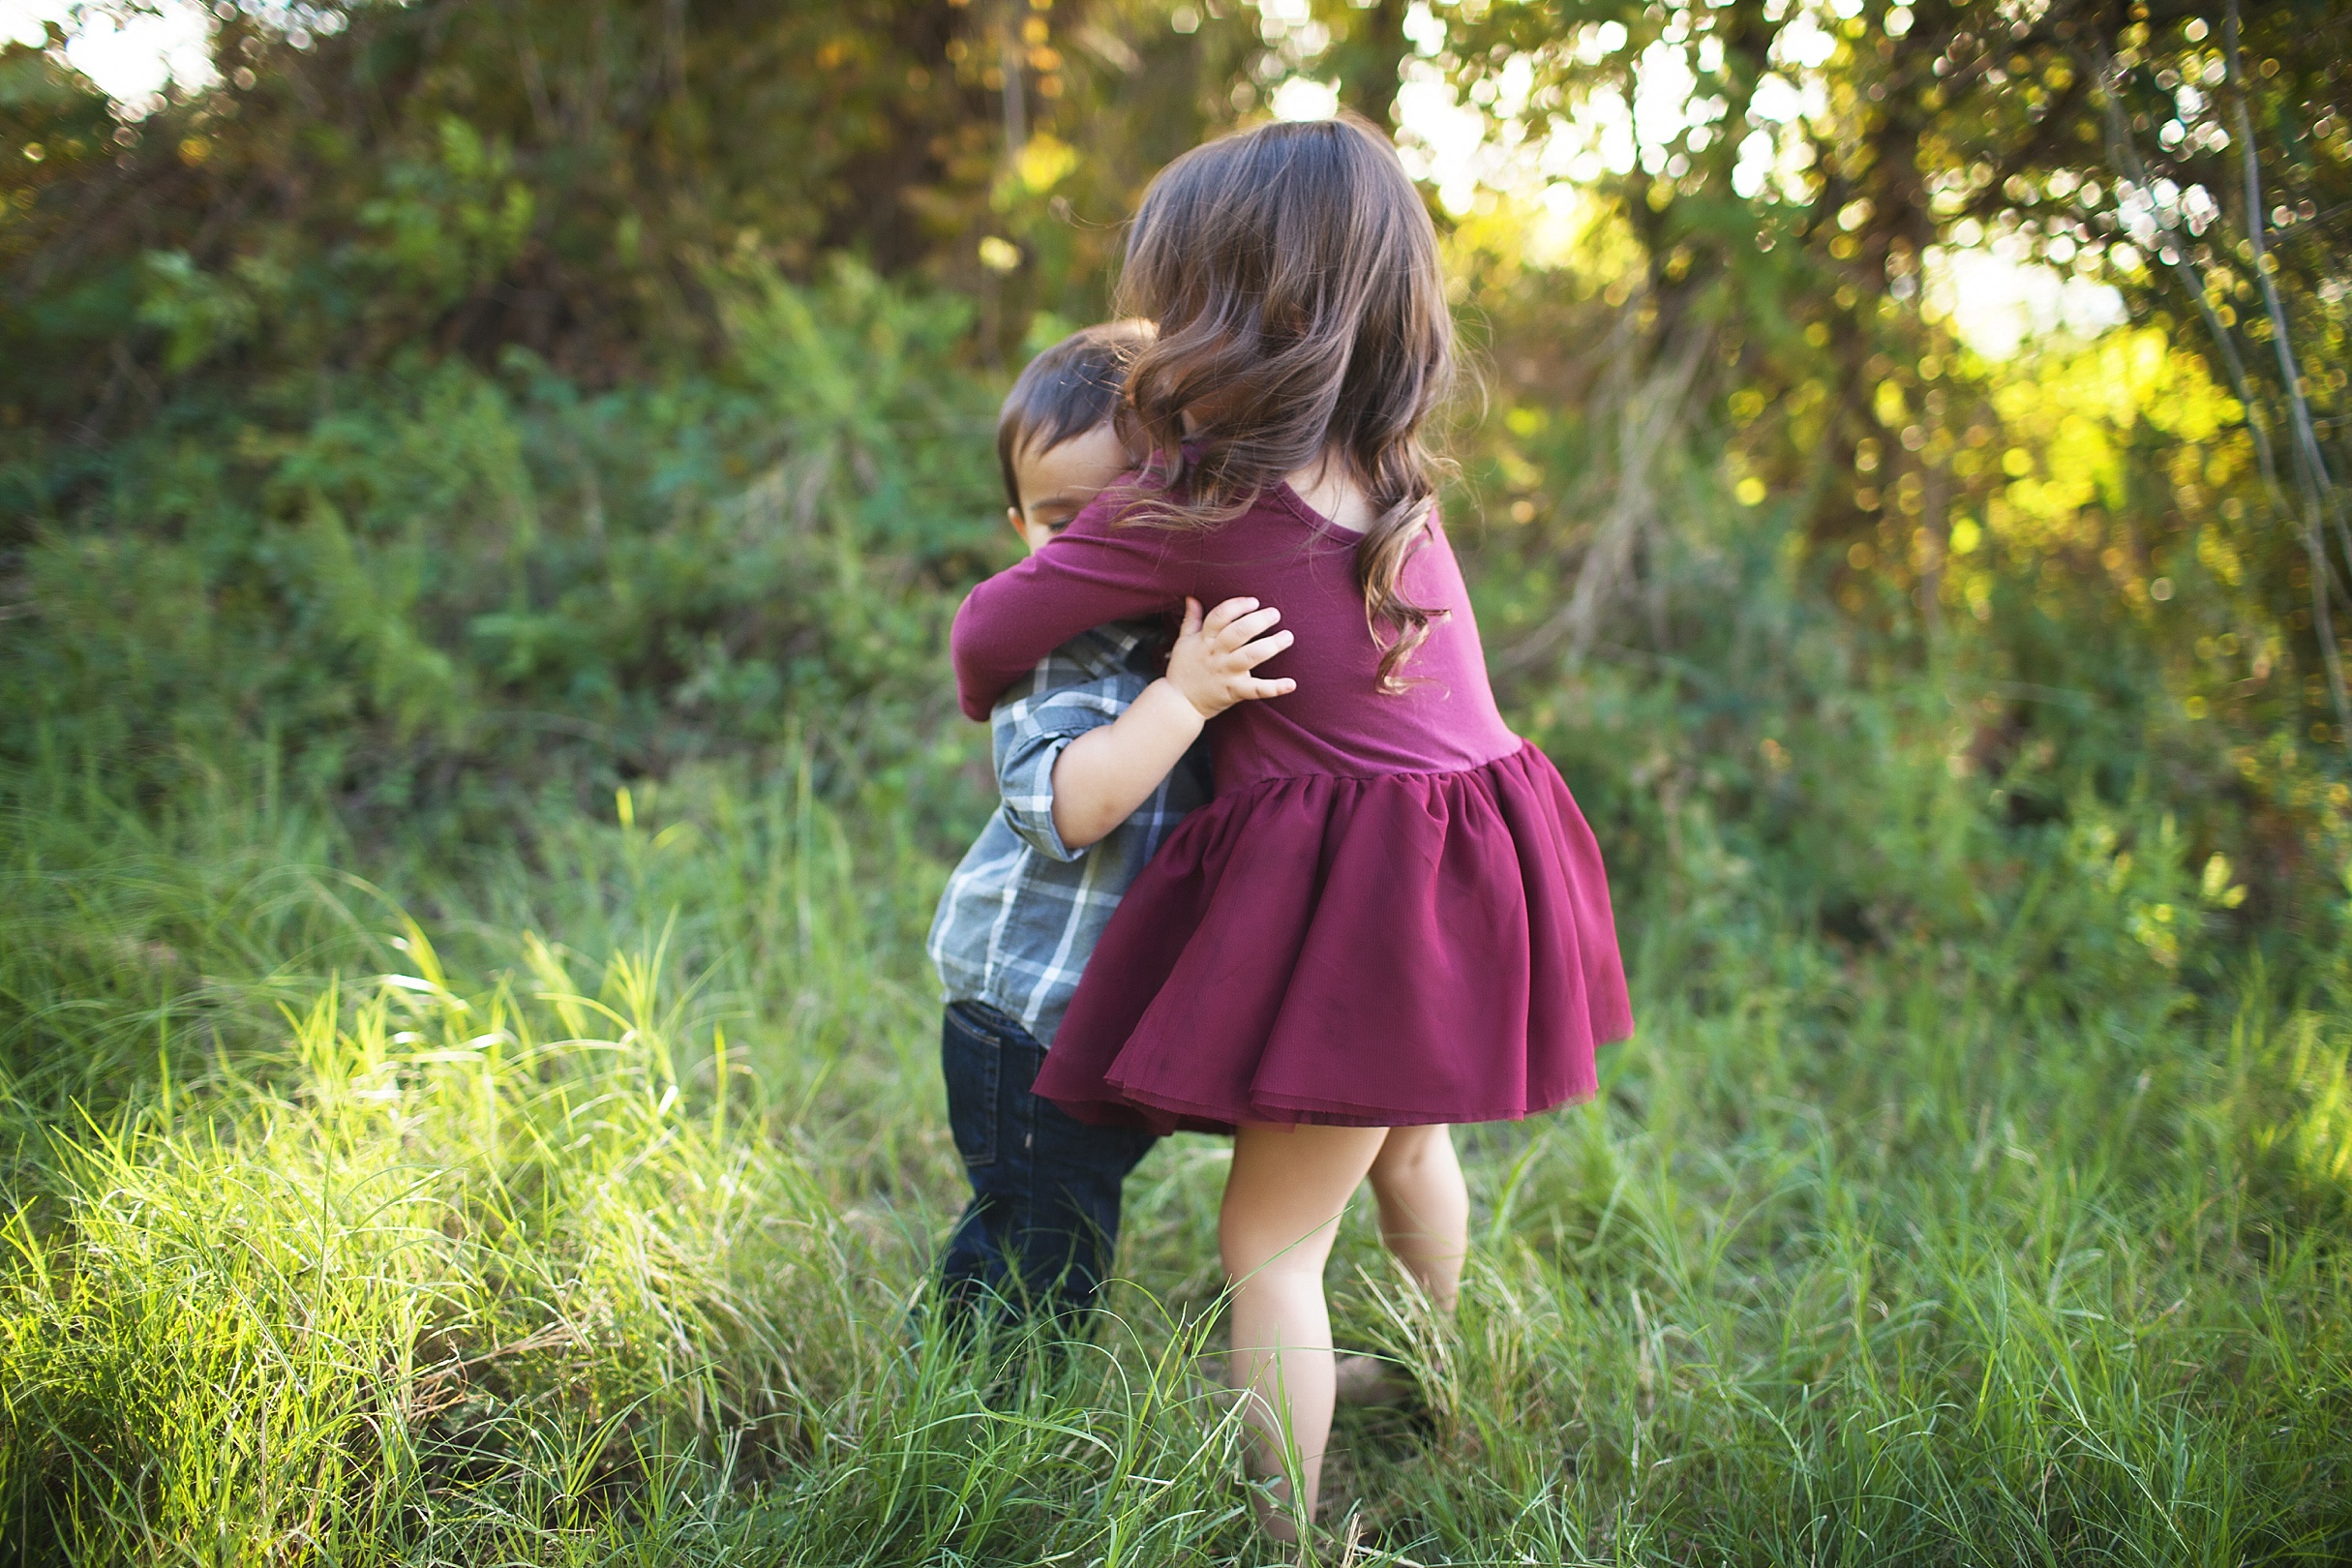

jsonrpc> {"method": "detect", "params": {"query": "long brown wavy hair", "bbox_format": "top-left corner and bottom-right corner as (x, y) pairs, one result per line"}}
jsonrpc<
(1112, 112), (1456, 690)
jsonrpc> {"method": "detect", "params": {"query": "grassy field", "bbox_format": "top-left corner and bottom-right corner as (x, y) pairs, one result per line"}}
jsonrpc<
(4, 736), (2348, 1566)
(6, 0), (2348, 1559)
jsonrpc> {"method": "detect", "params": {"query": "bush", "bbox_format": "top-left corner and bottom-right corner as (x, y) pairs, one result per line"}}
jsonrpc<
(4, 261), (1002, 847)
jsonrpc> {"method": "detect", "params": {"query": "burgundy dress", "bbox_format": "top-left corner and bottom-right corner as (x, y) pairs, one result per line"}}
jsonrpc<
(950, 480), (1633, 1134)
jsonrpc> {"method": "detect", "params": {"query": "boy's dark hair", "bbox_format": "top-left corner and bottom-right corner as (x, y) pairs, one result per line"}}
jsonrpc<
(996, 320), (1156, 514)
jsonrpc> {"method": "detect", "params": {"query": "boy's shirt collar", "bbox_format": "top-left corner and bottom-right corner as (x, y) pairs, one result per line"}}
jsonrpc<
(1051, 618), (1163, 683)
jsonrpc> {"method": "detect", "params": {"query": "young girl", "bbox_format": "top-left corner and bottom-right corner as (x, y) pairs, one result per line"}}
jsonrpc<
(950, 114), (1632, 1540)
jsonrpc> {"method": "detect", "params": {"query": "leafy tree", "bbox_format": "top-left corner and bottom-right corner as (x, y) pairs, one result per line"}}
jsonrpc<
(1392, 0), (2348, 804)
(0, 0), (1303, 839)
(0, 0), (1264, 442)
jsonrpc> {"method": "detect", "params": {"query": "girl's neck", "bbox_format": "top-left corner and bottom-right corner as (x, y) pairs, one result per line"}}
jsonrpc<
(1284, 457), (1374, 536)
(1175, 407), (1374, 534)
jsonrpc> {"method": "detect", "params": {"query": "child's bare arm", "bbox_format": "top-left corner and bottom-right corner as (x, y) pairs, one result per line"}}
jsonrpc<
(1048, 597), (1294, 850)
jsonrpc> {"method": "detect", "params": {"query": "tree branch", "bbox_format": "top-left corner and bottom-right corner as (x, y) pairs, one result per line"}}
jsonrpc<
(2225, 0), (2349, 748)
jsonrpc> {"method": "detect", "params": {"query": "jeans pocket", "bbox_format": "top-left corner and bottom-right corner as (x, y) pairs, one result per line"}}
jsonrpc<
(942, 1005), (1002, 1168)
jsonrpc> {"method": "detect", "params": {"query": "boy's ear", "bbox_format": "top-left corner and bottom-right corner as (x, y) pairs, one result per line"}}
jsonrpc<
(1006, 505), (1026, 537)
(1112, 406), (1150, 463)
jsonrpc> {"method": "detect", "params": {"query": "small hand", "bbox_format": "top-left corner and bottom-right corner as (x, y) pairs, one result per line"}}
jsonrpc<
(1166, 596), (1297, 720)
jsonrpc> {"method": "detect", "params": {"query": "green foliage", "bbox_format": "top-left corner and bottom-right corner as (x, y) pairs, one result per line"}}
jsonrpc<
(4, 258), (1001, 842)
(1432, 0), (2350, 799)
(0, 0), (1261, 429)
(3, 1), (2350, 1558)
(2, 736), (2347, 1561)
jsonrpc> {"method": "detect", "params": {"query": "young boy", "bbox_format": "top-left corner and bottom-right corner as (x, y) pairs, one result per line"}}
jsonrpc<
(926, 321), (1293, 1331)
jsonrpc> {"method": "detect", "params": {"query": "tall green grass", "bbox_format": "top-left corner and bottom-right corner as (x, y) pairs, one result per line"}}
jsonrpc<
(4, 742), (2347, 1565)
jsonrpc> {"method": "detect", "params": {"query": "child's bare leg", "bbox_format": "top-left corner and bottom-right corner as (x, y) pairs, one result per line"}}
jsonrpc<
(1221, 1122), (1391, 1541)
(1366, 1123), (1467, 1311)
(1327, 1124), (1467, 1407)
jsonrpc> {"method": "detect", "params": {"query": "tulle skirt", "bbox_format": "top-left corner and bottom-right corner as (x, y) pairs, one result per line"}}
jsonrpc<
(1034, 740), (1633, 1134)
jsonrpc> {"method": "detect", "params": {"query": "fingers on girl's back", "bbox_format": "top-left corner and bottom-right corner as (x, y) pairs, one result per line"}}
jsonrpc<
(1217, 606), (1283, 648)
(1202, 596), (1263, 635)
(1192, 596), (1295, 697)
(1237, 629), (1293, 668)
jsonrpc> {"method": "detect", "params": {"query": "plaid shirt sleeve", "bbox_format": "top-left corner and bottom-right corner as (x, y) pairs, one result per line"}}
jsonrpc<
(992, 671), (1149, 863)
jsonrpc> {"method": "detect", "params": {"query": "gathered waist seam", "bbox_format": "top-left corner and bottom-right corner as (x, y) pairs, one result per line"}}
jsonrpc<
(1211, 737), (1534, 795)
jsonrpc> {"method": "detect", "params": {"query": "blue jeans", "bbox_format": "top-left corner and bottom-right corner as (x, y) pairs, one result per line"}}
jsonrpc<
(937, 1001), (1159, 1329)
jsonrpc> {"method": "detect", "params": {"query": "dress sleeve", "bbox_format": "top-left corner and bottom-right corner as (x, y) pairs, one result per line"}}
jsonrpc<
(950, 490), (1189, 720)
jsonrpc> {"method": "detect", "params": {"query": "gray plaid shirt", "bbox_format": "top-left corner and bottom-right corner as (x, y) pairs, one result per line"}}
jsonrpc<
(927, 620), (1213, 1045)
